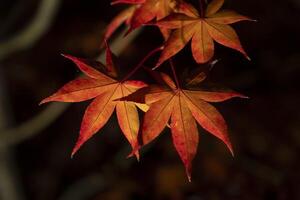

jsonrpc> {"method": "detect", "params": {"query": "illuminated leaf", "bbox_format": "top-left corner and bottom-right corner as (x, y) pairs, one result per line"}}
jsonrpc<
(41, 45), (148, 159)
(124, 72), (245, 180)
(155, 0), (253, 66)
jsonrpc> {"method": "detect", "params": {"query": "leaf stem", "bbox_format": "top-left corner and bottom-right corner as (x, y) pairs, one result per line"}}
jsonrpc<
(121, 46), (163, 82)
(199, 0), (204, 17)
(169, 59), (180, 89)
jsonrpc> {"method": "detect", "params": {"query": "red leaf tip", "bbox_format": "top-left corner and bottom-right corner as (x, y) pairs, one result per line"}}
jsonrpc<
(127, 144), (141, 161)
(71, 138), (85, 158)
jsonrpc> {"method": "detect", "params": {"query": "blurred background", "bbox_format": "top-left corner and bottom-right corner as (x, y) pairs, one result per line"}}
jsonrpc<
(0, 0), (299, 199)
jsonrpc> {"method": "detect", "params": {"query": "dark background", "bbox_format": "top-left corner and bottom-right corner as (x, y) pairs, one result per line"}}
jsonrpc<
(0, 0), (299, 199)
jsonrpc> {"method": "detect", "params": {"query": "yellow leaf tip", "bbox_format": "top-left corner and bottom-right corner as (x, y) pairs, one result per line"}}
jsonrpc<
(110, 0), (119, 5)
(231, 151), (235, 158)
(229, 147), (235, 157)
(187, 175), (192, 182)
(39, 98), (49, 105)
(239, 94), (249, 99)
(70, 149), (78, 159)
(133, 151), (140, 162)
(61, 53), (67, 58)
(61, 54), (74, 61)
(185, 167), (192, 182)
(152, 64), (160, 70)
(127, 146), (140, 161)
(70, 151), (75, 159)
(136, 153), (140, 162)
(71, 141), (83, 159)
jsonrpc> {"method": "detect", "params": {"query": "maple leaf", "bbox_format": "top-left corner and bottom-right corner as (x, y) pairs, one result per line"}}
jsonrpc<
(40, 45), (148, 159)
(155, 0), (254, 67)
(122, 71), (246, 181)
(111, 0), (192, 39)
(112, 0), (176, 29)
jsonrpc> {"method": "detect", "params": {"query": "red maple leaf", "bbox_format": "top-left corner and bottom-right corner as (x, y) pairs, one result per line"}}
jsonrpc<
(122, 70), (247, 181)
(40, 45), (148, 159)
(154, 0), (254, 67)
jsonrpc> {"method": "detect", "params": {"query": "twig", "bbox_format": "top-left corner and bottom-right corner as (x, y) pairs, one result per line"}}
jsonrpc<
(169, 59), (180, 88)
(199, 0), (204, 17)
(121, 46), (163, 82)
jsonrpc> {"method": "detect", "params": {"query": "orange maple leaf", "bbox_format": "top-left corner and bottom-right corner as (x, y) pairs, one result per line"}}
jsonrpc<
(122, 71), (247, 181)
(40, 45), (148, 159)
(155, 0), (254, 67)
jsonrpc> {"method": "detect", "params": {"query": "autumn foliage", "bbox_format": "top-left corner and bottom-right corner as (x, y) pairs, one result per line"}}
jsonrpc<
(41, 0), (253, 181)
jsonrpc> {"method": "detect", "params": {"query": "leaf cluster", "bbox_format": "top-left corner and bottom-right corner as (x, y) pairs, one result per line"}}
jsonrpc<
(41, 0), (253, 181)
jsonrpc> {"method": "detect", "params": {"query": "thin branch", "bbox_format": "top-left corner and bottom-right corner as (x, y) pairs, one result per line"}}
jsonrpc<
(199, 0), (204, 17)
(169, 59), (180, 89)
(121, 46), (163, 82)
